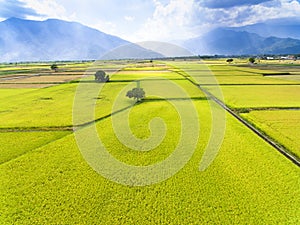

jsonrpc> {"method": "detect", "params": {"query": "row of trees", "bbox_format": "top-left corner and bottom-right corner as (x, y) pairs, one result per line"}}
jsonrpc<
(226, 58), (256, 64)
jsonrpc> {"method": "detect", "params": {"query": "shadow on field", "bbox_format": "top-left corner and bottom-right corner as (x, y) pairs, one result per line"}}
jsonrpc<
(71, 78), (187, 84)
(144, 97), (208, 101)
(74, 96), (208, 131)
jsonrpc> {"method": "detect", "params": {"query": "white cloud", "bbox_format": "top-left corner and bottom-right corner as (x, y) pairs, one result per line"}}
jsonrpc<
(124, 16), (135, 22)
(192, 0), (300, 28)
(20, 0), (68, 20)
(6, 0), (300, 42)
(133, 0), (196, 41)
(197, 0), (273, 9)
(131, 0), (300, 41)
(89, 20), (118, 36)
(239, 0), (300, 25)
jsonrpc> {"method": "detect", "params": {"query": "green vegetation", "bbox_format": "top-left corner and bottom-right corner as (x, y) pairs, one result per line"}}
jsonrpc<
(207, 85), (300, 108)
(0, 131), (70, 164)
(1, 106), (299, 224)
(0, 84), (77, 127)
(126, 87), (145, 101)
(0, 89), (36, 100)
(226, 58), (234, 63)
(242, 110), (300, 158)
(95, 70), (110, 82)
(249, 57), (256, 64)
(0, 60), (299, 224)
(50, 63), (58, 72)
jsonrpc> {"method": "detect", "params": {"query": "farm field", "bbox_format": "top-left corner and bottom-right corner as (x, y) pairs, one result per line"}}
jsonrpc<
(0, 59), (299, 224)
(0, 131), (70, 164)
(241, 110), (300, 158)
(206, 85), (300, 108)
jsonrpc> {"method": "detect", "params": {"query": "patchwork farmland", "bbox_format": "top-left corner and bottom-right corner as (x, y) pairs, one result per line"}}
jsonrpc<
(0, 59), (299, 224)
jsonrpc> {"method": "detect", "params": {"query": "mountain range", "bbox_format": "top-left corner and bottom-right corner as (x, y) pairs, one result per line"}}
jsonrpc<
(0, 17), (162, 62)
(183, 27), (300, 55)
(1, 17), (300, 62)
(229, 17), (300, 39)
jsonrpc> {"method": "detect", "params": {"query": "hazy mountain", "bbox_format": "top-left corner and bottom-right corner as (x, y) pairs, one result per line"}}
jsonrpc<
(184, 28), (300, 55)
(137, 42), (193, 57)
(2, 17), (300, 60)
(229, 17), (300, 40)
(101, 43), (164, 60)
(0, 18), (162, 62)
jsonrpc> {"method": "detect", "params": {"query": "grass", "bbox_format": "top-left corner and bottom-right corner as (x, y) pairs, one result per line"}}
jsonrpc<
(95, 100), (182, 166)
(1, 75), (83, 84)
(0, 131), (70, 164)
(1, 105), (299, 224)
(0, 84), (77, 128)
(206, 85), (300, 108)
(267, 75), (300, 82)
(168, 62), (300, 85)
(0, 83), (55, 88)
(0, 88), (36, 100)
(199, 74), (298, 85)
(0, 67), (205, 128)
(110, 71), (181, 81)
(0, 60), (299, 224)
(241, 110), (300, 158)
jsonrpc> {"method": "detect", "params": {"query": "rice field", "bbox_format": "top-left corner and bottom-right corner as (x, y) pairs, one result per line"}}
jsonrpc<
(241, 110), (300, 158)
(206, 85), (300, 108)
(0, 59), (299, 224)
(1, 75), (83, 84)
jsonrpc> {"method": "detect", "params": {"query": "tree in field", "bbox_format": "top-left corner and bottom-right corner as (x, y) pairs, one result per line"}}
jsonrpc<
(95, 70), (109, 83)
(249, 57), (256, 64)
(126, 81), (145, 102)
(50, 64), (58, 72)
(126, 87), (145, 102)
(226, 58), (234, 63)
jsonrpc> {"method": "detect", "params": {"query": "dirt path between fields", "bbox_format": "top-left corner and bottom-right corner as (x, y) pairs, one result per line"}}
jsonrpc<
(172, 67), (300, 167)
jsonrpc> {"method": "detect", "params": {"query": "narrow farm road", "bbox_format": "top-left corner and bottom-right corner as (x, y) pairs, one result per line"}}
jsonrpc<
(172, 65), (300, 167)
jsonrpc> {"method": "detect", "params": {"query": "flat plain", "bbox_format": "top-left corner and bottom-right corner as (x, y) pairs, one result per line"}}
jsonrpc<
(0, 59), (299, 224)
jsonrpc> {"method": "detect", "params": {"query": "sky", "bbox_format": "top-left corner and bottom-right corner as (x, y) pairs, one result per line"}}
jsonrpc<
(1, 0), (300, 42)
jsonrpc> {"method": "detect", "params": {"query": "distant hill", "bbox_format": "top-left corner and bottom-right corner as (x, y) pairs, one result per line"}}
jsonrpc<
(183, 28), (300, 55)
(3, 17), (300, 60)
(229, 17), (300, 40)
(0, 18), (162, 62)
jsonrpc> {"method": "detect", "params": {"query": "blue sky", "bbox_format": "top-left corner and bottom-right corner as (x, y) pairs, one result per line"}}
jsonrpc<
(1, 0), (300, 41)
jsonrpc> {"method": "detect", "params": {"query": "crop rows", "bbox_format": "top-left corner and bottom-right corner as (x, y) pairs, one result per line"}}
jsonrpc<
(0, 60), (299, 224)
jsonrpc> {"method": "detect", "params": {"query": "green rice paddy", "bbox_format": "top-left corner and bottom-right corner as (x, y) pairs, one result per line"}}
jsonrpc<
(0, 60), (299, 224)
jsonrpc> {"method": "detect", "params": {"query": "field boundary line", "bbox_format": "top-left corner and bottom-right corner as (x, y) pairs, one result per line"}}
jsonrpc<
(170, 63), (300, 167)
(0, 131), (72, 166)
(234, 107), (300, 113)
(0, 126), (73, 132)
(199, 85), (300, 167)
(199, 83), (300, 86)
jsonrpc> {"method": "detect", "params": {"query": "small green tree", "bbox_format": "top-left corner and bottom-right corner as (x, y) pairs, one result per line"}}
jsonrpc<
(249, 57), (256, 64)
(226, 58), (234, 63)
(95, 70), (109, 83)
(126, 87), (145, 102)
(50, 64), (58, 72)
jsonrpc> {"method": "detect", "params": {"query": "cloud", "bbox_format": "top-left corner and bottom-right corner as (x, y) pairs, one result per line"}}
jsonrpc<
(190, 0), (300, 30)
(20, 0), (68, 21)
(2, 0), (300, 42)
(134, 0), (196, 41)
(125, 16), (135, 22)
(19, 0), (155, 41)
(198, 0), (273, 9)
(123, 0), (300, 41)
(0, 0), (41, 18)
